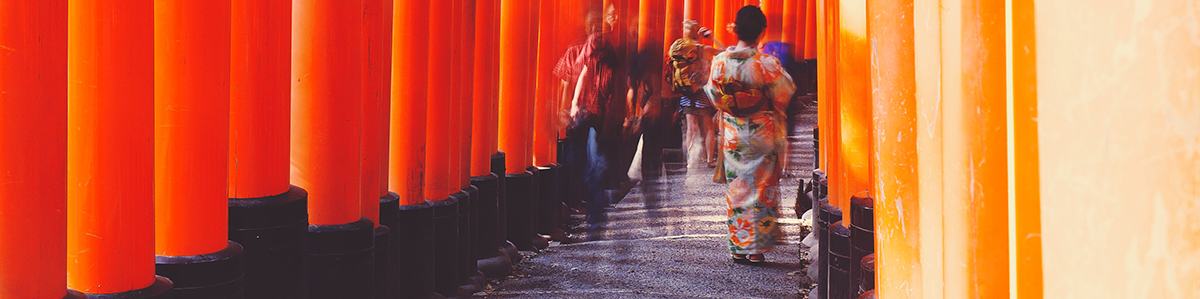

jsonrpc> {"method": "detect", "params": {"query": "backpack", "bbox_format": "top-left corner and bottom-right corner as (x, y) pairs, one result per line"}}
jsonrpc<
(667, 38), (706, 95)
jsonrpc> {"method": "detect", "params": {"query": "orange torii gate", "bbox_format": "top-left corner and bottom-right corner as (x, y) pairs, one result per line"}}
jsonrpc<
(291, 0), (373, 297)
(228, 1), (307, 298)
(65, 0), (172, 297)
(0, 1), (79, 298)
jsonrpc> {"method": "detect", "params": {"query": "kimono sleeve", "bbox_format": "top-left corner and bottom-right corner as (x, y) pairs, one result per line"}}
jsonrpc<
(759, 55), (796, 118)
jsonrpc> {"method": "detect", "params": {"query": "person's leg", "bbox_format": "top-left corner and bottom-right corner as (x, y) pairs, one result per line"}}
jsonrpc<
(685, 113), (699, 165)
(701, 111), (717, 166)
(584, 127), (608, 226)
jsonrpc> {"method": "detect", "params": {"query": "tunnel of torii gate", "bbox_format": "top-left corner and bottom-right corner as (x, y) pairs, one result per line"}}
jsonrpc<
(1, 0), (1198, 298)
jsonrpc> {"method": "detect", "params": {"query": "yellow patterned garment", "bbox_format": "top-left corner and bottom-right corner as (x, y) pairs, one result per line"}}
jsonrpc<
(703, 46), (796, 255)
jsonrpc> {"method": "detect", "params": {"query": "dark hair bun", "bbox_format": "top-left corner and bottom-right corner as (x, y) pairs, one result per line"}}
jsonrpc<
(735, 6), (766, 43)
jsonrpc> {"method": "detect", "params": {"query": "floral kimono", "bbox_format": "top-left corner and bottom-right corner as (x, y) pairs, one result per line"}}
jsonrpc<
(703, 46), (796, 255)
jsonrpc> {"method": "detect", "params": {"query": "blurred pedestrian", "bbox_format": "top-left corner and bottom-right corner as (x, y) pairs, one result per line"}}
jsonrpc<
(704, 5), (796, 263)
(668, 20), (726, 168)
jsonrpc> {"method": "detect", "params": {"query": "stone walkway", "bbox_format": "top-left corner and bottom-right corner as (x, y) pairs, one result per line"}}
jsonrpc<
(481, 104), (818, 298)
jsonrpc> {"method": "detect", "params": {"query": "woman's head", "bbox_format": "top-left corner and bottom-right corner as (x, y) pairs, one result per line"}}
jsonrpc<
(734, 6), (767, 43)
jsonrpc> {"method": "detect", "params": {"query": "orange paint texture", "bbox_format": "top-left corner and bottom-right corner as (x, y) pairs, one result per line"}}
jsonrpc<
(453, 0), (472, 187)
(426, 0), (452, 200)
(67, 0), (156, 292)
(361, 0), (385, 226)
(836, 0), (870, 221)
(532, 0), (558, 167)
(292, 0), (364, 225)
(471, 0), (498, 177)
(230, 0), (291, 199)
(0, 1), (68, 297)
(154, 0), (232, 256)
(867, 0), (920, 297)
(378, 0), (393, 198)
(498, 0), (534, 174)
(390, 0), (429, 206)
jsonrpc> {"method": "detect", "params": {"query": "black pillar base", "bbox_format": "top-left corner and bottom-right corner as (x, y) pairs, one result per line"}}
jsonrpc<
(829, 221), (852, 299)
(458, 186), (481, 295)
(860, 253), (876, 295)
(527, 167), (546, 251)
(396, 202), (435, 299)
(433, 196), (461, 297)
(537, 164), (564, 241)
(500, 241), (521, 264)
(470, 174), (499, 260)
(491, 152), (507, 249)
(82, 276), (174, 299)
(818, 200), (842, 299)
(64, 290), (86, 299)
(505, 169), (535, 251)
(155, 241), (245, 299)
(373, 225), (393, 299)
(476, 249), (513, 278)
(850, 193), (875, 298)
(307, 217), (374, 299)
(227, 185), (307, 299)
(378, 192), (401, 298)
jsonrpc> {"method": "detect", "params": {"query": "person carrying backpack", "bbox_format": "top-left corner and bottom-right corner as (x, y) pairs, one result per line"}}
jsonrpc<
(667, 20), (725, 168)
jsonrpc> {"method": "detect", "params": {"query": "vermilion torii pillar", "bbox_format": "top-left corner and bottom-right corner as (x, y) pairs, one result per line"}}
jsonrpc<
(454, 0), (486, 293)
(713, 0), (734, 48)
(227, 1), (307, 298)
(292, 0), (374, 297)
(867, 0), (918, 297)
(361, 0), (396, 297)
(471, 0), (513, 280)
(427, 0), (463, 297)
(498, 0), (538, 253)
(803, 0), (816, 59)
(66, 0), (173, 297)
(760, 0), (782, 41)
(0, 1), (82, 298)
(152, 2), (246, 297)
(531, 0), (561, 251)
(390, 0), (436, 297)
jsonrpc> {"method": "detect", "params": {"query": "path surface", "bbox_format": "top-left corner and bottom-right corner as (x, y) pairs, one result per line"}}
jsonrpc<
(482, 105), (818, 298)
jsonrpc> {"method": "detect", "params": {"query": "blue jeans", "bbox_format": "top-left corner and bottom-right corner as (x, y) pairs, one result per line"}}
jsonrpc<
(566, 127), (609, 225)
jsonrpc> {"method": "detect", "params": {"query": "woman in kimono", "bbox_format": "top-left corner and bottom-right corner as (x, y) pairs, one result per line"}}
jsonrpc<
(704, 5), (796, 263)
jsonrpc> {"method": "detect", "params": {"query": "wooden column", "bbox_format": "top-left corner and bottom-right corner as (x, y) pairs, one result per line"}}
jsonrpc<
(0, 1), (72, 297)
(230, 0), (291, 200)
(390, 1), (437, 297)
(760, 0), (782, 41)
(684, 0), (703, 21)
(293, 0), (373, 297)
(912, 0), (943, 296)
(426, 0), (452, 201)
(471, 0), (499, 178)
(379, 0), (394, 200)
(835, 0), (869, 219)
(533, 0), (558, 168)
(66, 0), (168, 295)
(780, 0), (798, 48)
(362, 0), (387, 227)
(153, 0), (233, 257)
(713, 0), (734, 48)
(1011, 0), (1042, 297)
(390, 0), (429, 207)
(498, 0), (534, 175)
(939, 0), (1008, 296)
(867, 0), (919, 297)
(229, 1), (305, 297)
(803, 0), (816, 59)
(457, 0), (476, 191)
(292, 0), (364, 226)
